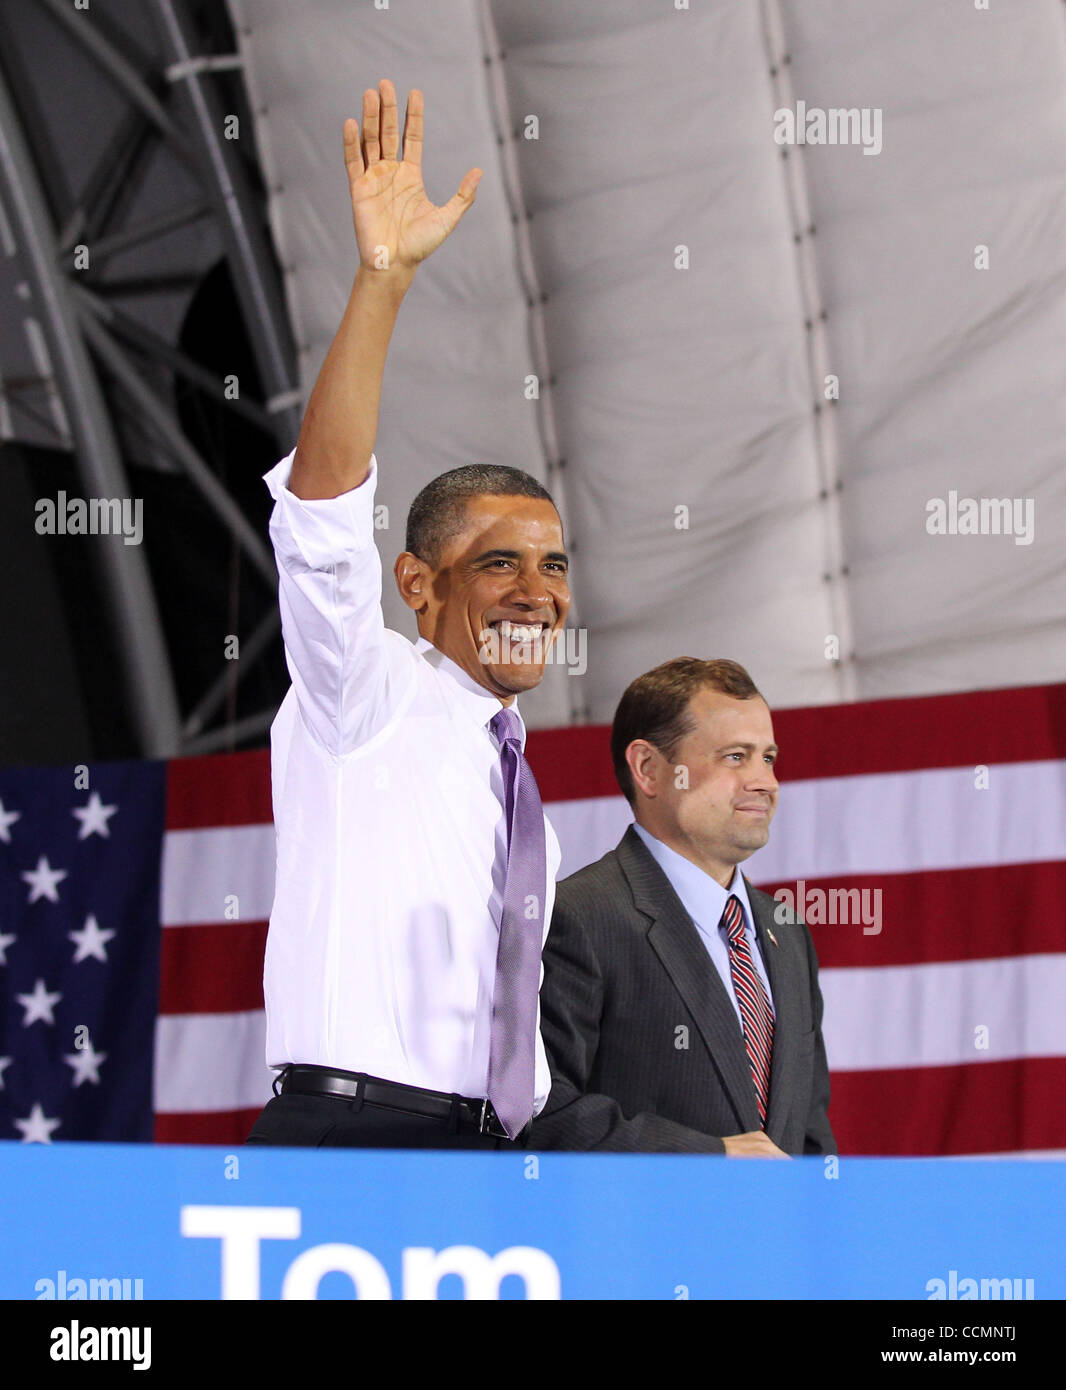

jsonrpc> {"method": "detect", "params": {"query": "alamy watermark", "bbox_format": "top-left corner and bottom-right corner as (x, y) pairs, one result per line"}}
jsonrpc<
(773, 102), (882, 156)
(926, 1269), (1034, 1301)
(35, 492), (143, 546)
(36, 1269), (143, 1300)
(774, 880), (882, 935)
(926, 491), (1034, 546)
(49, 1321), (151, 1369)
(477, 624), (587, 676)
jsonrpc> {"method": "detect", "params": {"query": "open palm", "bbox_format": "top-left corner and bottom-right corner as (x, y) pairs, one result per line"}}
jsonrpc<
(345, 80), (481, 272)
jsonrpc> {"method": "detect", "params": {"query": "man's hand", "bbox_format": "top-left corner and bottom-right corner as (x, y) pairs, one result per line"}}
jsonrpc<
(346, 80), (481, 274)
(290, 79), (480, 498)
(722, 1131), (789, 1158)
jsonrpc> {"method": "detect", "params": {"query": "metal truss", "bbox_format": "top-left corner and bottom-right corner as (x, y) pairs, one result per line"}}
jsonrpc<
(0, 0), (301, 757)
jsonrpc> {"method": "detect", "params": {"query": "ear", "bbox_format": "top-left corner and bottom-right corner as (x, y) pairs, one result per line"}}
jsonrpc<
(394, 551), (431, 613)
(626, 739), (663, 801)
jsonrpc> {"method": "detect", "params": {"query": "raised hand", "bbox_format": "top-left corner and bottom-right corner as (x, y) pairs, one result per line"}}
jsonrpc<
(291, 79), (475, 497)
(344, 80), (481, 274)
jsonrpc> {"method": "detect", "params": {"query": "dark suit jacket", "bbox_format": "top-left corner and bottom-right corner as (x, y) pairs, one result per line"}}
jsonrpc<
(528, 824), (836, 1154)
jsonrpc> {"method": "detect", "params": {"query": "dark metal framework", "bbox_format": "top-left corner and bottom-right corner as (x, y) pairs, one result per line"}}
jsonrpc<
(0, 0), (300, 756)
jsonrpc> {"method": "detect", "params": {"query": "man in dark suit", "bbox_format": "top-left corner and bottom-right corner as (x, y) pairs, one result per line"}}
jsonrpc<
(529, 657), (835, 1156)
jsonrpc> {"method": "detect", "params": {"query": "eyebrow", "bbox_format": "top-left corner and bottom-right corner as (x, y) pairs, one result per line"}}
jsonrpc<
(472, 548), (569, 565)
(717, 742), (779, 755)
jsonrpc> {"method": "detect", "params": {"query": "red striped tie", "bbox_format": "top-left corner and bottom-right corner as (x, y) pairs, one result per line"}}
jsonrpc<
(722, 894), (774, 1125)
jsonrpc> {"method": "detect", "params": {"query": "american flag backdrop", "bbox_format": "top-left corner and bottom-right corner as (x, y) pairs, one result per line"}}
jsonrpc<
(2, 681), (1065, 1156)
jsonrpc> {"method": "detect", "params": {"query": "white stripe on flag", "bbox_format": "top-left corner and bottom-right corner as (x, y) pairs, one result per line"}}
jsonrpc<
(159, 760), (1066, 930)
(545, 760), (1066, 886)
(154, 1011), (275, 1112)
(749, 759), (1066, 882)
(820, 954), (1066, 1071)
(161, 805), (633, 924)
(546, 797), (633, 879)
(162, 825), (276, 926)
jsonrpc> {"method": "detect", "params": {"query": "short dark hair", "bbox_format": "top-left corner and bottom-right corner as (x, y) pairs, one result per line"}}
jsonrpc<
(405, 465), (557, 568)
(611, 657), (762, 805)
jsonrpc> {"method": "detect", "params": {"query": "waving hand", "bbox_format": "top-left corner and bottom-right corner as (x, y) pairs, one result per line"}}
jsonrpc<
(345, 80), (481, 272)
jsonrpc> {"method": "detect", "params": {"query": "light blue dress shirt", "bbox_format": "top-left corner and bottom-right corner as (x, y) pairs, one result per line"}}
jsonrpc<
(631, 821), (775, 1029)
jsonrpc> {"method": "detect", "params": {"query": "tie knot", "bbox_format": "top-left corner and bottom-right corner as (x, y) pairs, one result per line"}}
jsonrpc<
(490, 707), (522, 747)
(721, 894), (745, 941)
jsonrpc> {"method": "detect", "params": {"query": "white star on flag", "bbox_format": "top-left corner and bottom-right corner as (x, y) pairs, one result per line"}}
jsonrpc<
(68, 915), (116, 964)
(0, 797), (20, 843)
(0, 1056), (12, 1090)
(20, 856), (67, 904)
(0, 931), (16, 966)
(71, 791), (119, 840)
(14, 1103), (61, 1144)
(63, 1041), (107, 1087)
(15, 978), (62, 1027)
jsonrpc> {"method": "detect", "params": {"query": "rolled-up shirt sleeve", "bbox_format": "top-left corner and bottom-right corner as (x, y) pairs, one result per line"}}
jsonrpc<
(264, 449), (412, 756)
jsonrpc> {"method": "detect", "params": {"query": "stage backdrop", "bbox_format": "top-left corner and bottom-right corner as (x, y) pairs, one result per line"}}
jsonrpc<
(1, 680), (1064, 1157)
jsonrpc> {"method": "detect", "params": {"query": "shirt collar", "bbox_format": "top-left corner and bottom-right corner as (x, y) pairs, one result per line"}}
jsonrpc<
(631, 821), (755, 935)
(413, 635), (527, 746)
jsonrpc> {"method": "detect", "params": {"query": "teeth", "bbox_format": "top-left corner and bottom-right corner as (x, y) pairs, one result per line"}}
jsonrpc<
(496, 621), (544, 643)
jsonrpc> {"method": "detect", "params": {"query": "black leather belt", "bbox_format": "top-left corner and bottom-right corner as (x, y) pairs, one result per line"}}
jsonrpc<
(277, 1064), (517, 1140)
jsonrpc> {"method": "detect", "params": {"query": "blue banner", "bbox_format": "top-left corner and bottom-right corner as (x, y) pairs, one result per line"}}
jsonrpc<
(1, 1143), (1062, 1300)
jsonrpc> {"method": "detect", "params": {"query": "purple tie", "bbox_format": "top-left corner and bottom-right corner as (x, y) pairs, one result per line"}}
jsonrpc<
(487, 707), (547, 1139)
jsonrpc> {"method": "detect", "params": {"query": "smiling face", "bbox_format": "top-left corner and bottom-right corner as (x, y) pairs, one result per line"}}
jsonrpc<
(394, 492), (570, 701)
(626, 686), (779, 887)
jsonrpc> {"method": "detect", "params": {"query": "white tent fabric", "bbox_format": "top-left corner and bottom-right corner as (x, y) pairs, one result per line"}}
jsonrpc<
(230, 0), (1066, 728)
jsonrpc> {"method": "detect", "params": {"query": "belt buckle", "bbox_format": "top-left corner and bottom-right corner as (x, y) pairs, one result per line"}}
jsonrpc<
(478, 1098), (508, 1139)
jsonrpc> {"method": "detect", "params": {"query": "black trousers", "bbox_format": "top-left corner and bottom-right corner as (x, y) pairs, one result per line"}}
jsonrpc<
(245, 1090), (521, 1150)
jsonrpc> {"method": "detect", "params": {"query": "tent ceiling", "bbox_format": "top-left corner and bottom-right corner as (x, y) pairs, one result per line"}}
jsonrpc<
(214, 2), (1066, 722)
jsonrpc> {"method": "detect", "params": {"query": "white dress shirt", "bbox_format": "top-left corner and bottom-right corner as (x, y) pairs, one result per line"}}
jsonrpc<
(631, 822), (774, 1028)
(261, 450), (560, 1112)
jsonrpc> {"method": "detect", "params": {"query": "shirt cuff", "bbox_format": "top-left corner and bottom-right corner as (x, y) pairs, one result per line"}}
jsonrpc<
(264, 449), (380, 569)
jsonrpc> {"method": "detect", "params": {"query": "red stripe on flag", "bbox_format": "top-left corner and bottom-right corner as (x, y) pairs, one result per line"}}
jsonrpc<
(829, 1056), (1066, 1155)
(768, 683), (1066, 782)
(154, 1107), (263, 1146)
(166, 749), (271, 829)
(526, 682), (1066, 801)
(755, 860), (1066, 969)
(526, 724), (617, 803)
(162, 683), (1066, 814)
(158, 921), (268, 1014)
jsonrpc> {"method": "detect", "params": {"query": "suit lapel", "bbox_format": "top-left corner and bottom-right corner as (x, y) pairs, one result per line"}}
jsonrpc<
(747, 880), (802, 1146)
(616, 827), (761, 1132)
